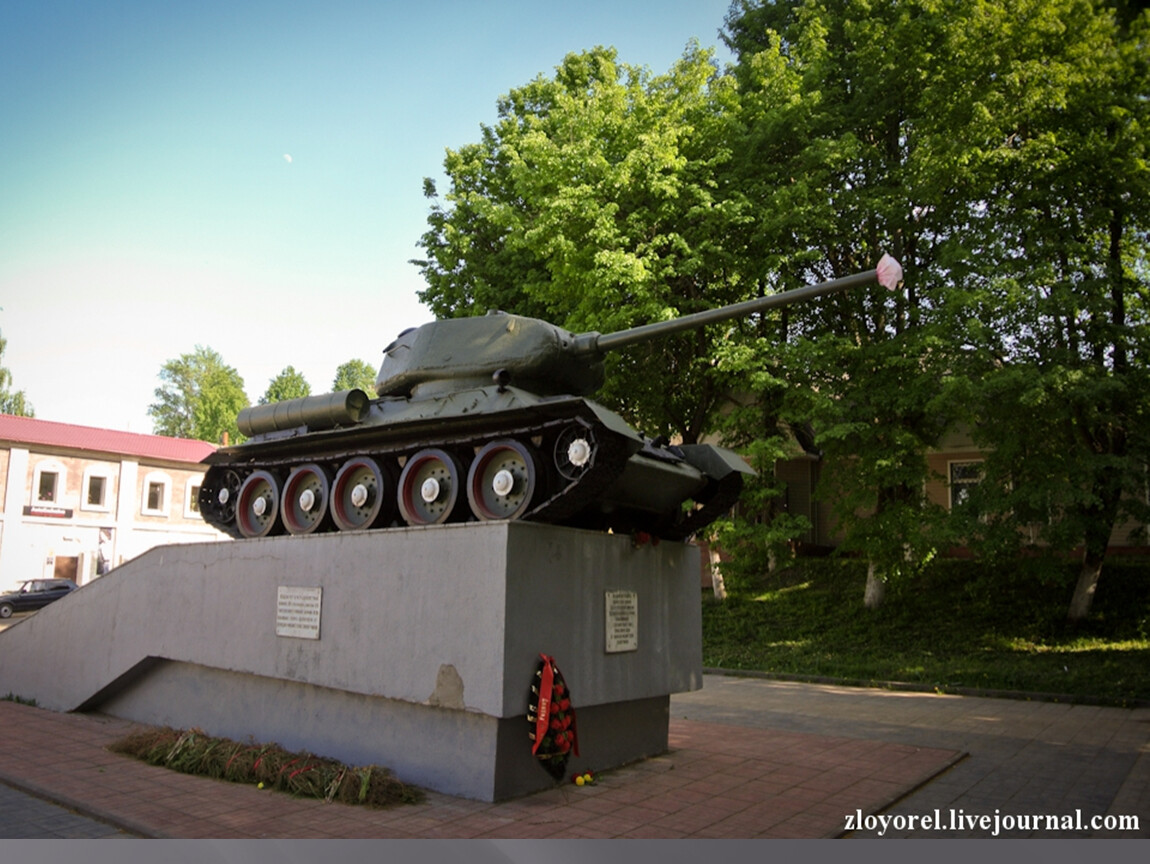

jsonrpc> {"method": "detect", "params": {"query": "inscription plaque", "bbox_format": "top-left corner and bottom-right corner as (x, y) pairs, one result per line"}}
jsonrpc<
(604, 590), (638, 653)
(276, 586), (322, 639)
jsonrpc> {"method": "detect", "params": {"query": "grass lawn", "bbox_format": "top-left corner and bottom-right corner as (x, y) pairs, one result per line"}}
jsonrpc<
(701, 557), (1150, 706)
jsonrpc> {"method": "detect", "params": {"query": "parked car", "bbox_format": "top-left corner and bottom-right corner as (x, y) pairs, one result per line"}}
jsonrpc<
(0, 578), (78, 618)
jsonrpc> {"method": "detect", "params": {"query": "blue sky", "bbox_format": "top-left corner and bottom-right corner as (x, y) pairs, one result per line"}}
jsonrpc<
(1, 0), (734, 432)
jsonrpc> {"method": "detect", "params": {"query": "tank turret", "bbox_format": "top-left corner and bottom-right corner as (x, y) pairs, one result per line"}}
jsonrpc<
(199, 256), (902, 541)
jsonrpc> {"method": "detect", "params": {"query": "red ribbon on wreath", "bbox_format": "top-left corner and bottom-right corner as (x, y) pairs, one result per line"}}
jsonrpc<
(531, 657), (554, 755)
(528, 653), (579, 778)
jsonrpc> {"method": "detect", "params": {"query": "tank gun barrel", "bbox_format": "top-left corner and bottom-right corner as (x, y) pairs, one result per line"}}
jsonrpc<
(581, 254), (902, 356)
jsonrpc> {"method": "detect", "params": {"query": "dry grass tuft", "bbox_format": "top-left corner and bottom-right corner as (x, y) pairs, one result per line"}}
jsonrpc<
(108, 727), (423, 808)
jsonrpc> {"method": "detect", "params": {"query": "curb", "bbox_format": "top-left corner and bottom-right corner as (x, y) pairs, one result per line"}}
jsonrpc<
(703, 667), (1150, 709)
(0, 775), (159, 839)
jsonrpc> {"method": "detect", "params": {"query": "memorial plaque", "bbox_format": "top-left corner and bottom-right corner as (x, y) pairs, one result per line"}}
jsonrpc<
(276, 586), (322, 639)
(604, 590), (638, 653)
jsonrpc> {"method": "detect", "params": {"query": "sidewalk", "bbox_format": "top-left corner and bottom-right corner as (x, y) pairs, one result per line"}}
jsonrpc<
(0, 673), (1146, 839)
(675, 673), (1150, 838)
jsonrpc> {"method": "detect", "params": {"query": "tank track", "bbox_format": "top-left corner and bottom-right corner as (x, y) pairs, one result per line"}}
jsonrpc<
(199, 411), (640, 540)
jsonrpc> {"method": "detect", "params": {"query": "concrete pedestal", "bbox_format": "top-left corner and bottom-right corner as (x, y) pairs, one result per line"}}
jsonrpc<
(0, 522), (702, 801)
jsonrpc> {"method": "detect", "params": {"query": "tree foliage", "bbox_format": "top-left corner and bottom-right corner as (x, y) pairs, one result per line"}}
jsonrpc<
(332, 359), (379, 394)
(149, 346), (249, 444)
(715, 0), (969, 605)
(933, 0), (1150, 619)
(414, 44), (745, 443)
(260, 366), (311, 405)
(716, 0), (1150, 617)
(0, 330), (34, 417)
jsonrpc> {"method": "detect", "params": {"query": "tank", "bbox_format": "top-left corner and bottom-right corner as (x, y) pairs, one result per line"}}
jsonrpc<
(198, 255), (902, 541)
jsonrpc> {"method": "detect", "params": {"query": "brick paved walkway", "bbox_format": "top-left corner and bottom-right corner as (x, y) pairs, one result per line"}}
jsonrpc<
(1, 672), (1146, 839)
(0, 694), (959, 839)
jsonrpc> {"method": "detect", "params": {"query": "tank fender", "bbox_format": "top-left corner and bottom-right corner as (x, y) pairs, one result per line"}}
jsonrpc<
(677, 443), (756, 480)
(579, 402), (647, 447)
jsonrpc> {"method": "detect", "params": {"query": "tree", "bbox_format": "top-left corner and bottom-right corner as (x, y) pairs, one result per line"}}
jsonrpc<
(149, 346), (249, 444)
(719, 0), (1149, 619)
(260, 366), (311, 405)
(719, 0), (966, 607)
(413, 44), (745, 443)
(332, 359), (378, 394)
(0, 329), (34, 417)
(933, 0), (1150, 620)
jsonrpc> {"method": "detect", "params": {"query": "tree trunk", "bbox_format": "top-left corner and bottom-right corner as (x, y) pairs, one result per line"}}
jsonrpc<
(1067, 465), (1124, 622)
(1068, 553), (1103, 623)
(709, 546), (727, 601)
(864, 560), (885, 610)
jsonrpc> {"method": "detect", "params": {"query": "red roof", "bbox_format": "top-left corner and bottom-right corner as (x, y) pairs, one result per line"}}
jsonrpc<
(0, 414), (216, 464)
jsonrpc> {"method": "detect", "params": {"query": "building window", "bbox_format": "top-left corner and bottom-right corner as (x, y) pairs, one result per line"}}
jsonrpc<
(949, 460), (984, 510)
(141, 472), (171, 516)
(32, 461), (67, 506)
(81, 467), (113, 512)
(184, 480), (203, 517)
(38, 471), (58, 502)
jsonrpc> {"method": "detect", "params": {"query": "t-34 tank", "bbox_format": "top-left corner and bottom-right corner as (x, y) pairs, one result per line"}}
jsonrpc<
(198, 256), (902, 541)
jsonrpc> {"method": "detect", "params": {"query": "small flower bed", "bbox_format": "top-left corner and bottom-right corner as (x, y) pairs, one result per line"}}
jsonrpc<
(108, 727), (423, 808)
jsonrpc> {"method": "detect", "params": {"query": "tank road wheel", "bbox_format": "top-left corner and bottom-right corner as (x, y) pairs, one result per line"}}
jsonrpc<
(236, 470), (284, 538)
(553, 425), (597, 480)
(467, 439), (540, 521)
(281, 463), (333, 535)
(332, 457), (391, 532)
(397, 448), (466, 526)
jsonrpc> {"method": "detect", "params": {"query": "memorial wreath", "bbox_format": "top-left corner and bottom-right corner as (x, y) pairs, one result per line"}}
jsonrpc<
(527, 653), (579, 780)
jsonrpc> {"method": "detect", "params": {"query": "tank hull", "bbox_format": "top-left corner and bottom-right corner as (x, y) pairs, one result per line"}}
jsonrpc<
(199, 386), (751, 542)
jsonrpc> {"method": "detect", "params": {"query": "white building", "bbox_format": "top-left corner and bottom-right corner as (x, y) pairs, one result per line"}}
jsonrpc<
(0, 414), (226, 591)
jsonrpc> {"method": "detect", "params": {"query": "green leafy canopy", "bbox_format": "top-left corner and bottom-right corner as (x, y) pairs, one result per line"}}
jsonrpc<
(149, 346), (249, 444)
